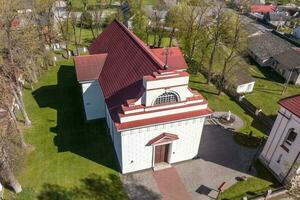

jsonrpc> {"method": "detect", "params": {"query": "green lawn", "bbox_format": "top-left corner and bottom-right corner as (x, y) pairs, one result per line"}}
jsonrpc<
(8, 60), (127, 200)
(190, 74), (280, 198)
(245, 61), (300, 119)
(147, 34), (171, 48)
(189, 73), (269, 138)
(220, 161), (281, 200)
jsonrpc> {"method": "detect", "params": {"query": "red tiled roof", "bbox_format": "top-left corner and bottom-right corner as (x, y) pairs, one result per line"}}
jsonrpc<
(151, 47), (188, 70)
(116, 108), (212, 131)
(279, 95), (300, 118)
(88, 20), (165, 121)
(148, 132), (179, 145)
(74, 54), (107, 82)
(251, 4), (276, 13)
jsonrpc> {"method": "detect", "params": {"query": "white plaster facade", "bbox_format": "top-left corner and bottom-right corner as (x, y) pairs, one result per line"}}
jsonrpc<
(78, 70), (211, 173)
(120, 117), (204, 173)
(81, 80), (106, 120)
(260, 106), (300, 183)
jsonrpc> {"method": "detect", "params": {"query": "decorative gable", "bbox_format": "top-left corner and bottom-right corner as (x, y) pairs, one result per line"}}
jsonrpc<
(148, 133), (179, 146)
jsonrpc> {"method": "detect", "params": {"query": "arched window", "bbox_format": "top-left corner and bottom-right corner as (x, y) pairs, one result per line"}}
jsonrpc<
(153, 92), (179, 105)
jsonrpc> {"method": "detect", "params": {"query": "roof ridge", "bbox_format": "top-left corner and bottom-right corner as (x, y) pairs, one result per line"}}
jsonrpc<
(113, 20), (164, 70)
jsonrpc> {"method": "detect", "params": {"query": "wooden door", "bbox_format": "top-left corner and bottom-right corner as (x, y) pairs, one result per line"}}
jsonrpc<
(154, 144), (169, 164)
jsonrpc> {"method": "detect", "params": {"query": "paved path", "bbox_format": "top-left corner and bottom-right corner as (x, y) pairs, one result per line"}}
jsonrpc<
(122, 124), (258, 200)
(153, 167), (192, 200)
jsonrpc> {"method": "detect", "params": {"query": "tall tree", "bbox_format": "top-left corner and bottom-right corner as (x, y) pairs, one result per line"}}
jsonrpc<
(129, 0), (149, 41)
(207, 3), (227, 84)
(217, 14), (245, 95)
(177, 0), (210, 61)
(0, 0), (37, 126)
(165, 6), (181, 47)
(56, 0), (73, 58)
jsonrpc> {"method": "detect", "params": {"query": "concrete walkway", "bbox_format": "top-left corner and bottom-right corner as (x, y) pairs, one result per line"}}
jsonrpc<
(122, 124), (258, 200)
(153, 167), (192, 200)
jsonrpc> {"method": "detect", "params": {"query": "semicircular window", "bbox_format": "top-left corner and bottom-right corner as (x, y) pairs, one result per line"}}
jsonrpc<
(154, 92), (179, 105)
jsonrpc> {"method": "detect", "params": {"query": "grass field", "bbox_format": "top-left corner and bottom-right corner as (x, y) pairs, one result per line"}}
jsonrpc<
(245, 61), (300, 119)
(189, 73), (269, 138)
(220, 161), (280, 200)
(7, 60), (127, 200)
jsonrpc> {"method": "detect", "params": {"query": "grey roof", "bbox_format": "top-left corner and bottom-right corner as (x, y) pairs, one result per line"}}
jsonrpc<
(231, 66), (255, 86)
(247, 31), (293, 61)
(273, 48), (300, 69)
(266, 12), (290, 22)
(237, 71), (255, 85)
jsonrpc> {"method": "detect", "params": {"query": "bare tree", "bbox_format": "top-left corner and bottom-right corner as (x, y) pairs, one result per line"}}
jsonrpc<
(207, 3), (226, 84)
(55, 0), (73, 58)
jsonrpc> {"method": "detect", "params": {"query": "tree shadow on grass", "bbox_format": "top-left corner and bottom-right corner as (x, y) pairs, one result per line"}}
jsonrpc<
(32, 64), (118, 171)
(37, 173), (128, 200)
(37, 173), (161, 200)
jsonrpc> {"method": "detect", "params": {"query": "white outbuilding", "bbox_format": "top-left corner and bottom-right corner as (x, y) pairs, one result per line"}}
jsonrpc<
(74, 20), (212, 174)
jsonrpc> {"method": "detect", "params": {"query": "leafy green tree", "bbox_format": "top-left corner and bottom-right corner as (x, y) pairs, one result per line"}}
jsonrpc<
(217, 14), (246, 95)
(129, 0), (149, 41)
(176, 0), (210, 61)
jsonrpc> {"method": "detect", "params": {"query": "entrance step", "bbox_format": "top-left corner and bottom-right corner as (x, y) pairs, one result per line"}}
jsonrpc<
(153, 162), (171, 171)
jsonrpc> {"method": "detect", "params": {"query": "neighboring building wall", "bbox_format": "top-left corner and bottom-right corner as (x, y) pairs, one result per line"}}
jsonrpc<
(291, 71), (300, 85)
(273, 62), (300, 85)
(236, 81), (255, 94)
(120, 117), (205, 174)
(247, 49), (271, 67)
(81, 81), (106, 120)
(260, 107), (300, 183)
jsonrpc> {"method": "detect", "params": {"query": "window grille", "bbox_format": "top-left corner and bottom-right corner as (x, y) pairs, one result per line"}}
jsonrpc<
(154, 92), (179, 105)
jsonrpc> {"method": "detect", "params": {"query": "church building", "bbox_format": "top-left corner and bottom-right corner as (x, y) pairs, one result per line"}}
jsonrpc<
(74, 20), (212, 174)
(260, 95), (300, 183)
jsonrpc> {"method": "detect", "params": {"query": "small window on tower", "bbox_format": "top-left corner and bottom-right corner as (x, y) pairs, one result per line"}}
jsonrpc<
(153, 92), (179, 105)
(285, 128), (297, 145)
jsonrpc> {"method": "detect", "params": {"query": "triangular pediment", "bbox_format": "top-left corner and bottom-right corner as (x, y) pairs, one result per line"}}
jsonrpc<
(148, 132), (179, 146)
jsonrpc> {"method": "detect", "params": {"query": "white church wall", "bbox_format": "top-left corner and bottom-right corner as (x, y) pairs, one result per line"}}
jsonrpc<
(81, 81), (106, 120)
(105, 106), (123, 170)
(143, 76), (193, 107)
(260, 107), (300, 182)
(120, 103), (207, 123)
(120, 117), (205, 174)
(112, 124), (123, 170)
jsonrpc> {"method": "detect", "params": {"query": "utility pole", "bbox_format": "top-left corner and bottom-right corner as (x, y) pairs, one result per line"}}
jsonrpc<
(282, 66), (299, 95)
(282, 68), (293, 95)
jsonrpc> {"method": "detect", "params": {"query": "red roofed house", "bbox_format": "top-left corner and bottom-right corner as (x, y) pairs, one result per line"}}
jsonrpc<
(250, 4), (276, 14)
(260, 95), (300, 183)
(74, 20), (212, 173)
